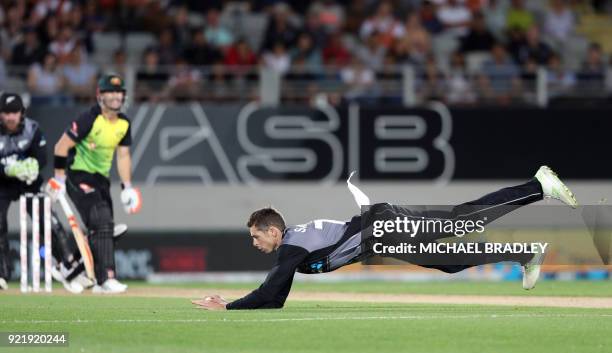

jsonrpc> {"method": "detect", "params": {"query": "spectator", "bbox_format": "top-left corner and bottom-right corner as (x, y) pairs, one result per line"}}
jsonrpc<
(547, 53), (576, 97)
(446, 51), (476, 104)
(48, 26), (76, 64)
(478, 43), (521, 103)
(39, 15), (60, 47)
(419, 1), (443, 34)
(82, 0), (106, 34)
(355, 33), (387, 70)
(509, 26), (553, 66)
(323, 31), (351, 66)
(403, 12), (431, 63)
(460, 12), (496, 53)
(104, 49), (127, 78)
(420, 55), (445, 101)
(359, 1), (405, 48)
(63, 43), (97, 102)
(344, 0), (369, 34)
(207, 62), (231, 100)
(27, 52), (67, 105)
(204, 8), (234, 49)
(136, 48), (169, 102)
(302, 10), (328, 49)
(1, 5), (25, 58)
(543, 0), (576, 44)
(261, 3), (300, 51)
(390, 38), (415, 65)
(154, 28), (177, 66)
(520, 55), (538, 81)
(310, 0), (345, 33)
(224, 39), (258, 70)
(290, 33), (322, 72)
(138, 1), (172, 33)
(30, 0), (73, 26)
(72, 4), (96, 53)
(482, 0), (509, 40)
(506, 0), (534, 33)
(11, 26), (46, 68)
(167, 58), (202, 102)
(340, 57), (378, 103)
(262, 42), (291, 75)
(436, 0), (473, 37)
(285, 56), (321, 102)
(577, 43), (606, 93)
(183, 29), (222, 67)
(172, 6), (192, 49)
(580, 43), (606, 78)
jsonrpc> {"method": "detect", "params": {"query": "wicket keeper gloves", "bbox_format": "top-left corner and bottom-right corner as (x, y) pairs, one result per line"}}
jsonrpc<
(120, 183), (142, 214)
(5, 158), (39, 185)
(45, 176), (66, 202)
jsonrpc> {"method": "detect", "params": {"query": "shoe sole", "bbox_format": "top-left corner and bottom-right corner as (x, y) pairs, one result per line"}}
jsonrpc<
(522, 248), (547, 290)
(540, 166), (578, 208)
(522, 264), (541, 290)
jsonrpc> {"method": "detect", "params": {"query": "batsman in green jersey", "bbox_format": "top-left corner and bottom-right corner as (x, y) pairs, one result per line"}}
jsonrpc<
(47, 74), (142, 294)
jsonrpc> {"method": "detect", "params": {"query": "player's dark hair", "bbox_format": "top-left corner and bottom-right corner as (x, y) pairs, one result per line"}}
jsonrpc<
(247, 207), (286, 232)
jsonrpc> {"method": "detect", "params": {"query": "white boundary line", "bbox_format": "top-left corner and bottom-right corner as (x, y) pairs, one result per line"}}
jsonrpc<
(3, 313), (612, 324)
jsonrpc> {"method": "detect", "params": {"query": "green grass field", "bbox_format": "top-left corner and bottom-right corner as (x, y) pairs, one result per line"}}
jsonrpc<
(145, 279), (612, 297)
(1, 281), (612, 353)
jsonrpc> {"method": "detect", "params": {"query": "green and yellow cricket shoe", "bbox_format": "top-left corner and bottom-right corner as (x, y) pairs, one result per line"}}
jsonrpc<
(535, 166), (578, 208)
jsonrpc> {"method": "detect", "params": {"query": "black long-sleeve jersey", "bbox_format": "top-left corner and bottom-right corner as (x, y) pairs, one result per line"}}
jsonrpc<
(227, 217), (366, 310)
(0, 117), (47, 198)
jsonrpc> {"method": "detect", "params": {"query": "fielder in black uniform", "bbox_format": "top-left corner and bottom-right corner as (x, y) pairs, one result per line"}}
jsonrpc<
(193, 167), (577, 310)
(0, 93), (81, 292)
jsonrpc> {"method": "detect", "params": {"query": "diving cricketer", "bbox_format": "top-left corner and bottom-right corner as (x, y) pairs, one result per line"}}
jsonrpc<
(192, 166), (577, 310)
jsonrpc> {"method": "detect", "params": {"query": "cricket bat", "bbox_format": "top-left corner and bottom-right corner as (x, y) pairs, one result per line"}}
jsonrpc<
(57, 193), (96, 281)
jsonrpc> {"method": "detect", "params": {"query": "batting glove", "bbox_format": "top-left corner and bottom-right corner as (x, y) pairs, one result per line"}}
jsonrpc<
(120, 183), (142, 214)
(45, 176), (66, 202)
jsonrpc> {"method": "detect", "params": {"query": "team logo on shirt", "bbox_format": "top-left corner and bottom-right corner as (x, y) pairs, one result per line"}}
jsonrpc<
(18, 140), (28, 149)
(71, 122), (78, 137)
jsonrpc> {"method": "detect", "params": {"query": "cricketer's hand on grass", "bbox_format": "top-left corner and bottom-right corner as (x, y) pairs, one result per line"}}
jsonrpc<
(191, 295), (228, 310)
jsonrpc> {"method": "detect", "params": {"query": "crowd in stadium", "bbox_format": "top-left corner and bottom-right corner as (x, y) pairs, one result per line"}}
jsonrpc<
(0, 0), (609, 105)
